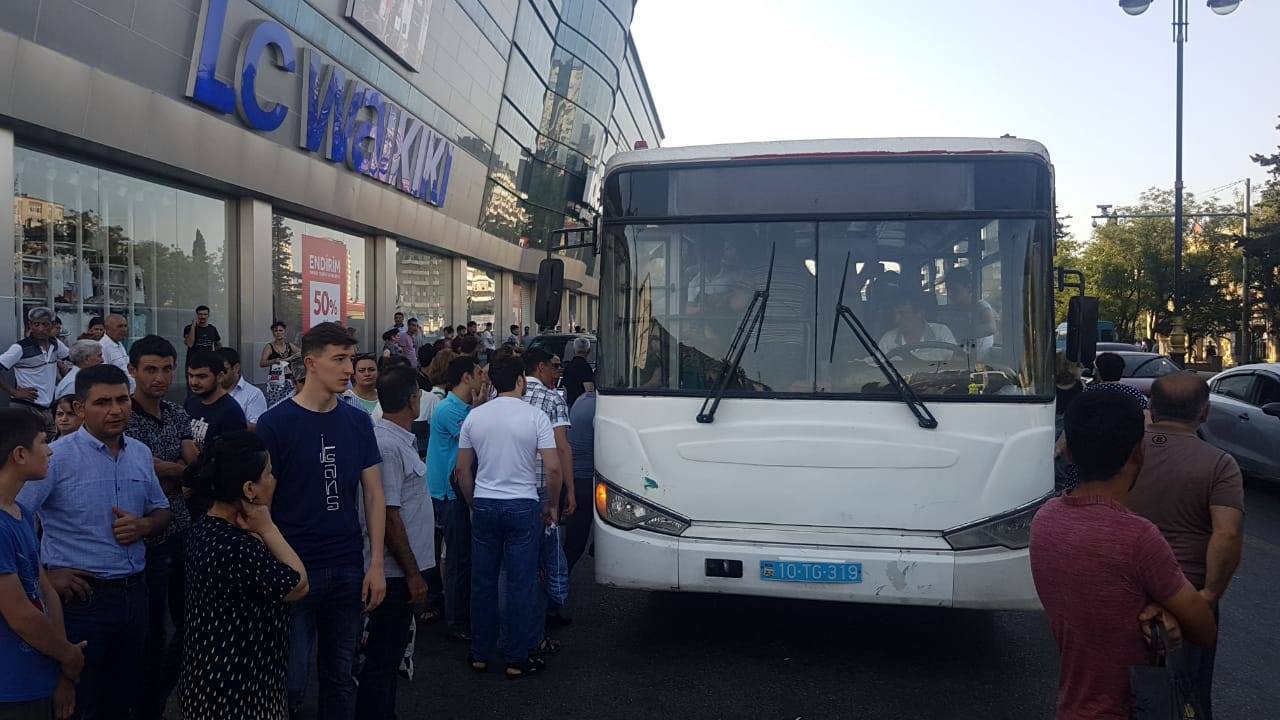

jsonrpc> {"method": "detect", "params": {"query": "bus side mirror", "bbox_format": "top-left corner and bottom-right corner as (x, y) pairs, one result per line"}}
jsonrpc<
(1066, 296), (1099, 368)
(535, 258), (565, 329)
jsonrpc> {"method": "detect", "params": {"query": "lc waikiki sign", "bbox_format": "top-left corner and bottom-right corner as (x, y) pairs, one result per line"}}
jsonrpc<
(186, 0), (454, 207)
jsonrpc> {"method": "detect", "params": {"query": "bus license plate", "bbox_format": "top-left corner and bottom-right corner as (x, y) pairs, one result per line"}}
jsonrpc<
(760, 560), (862, 584)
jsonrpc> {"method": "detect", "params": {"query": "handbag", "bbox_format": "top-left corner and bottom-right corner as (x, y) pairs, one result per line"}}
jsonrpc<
(1129, 620), (1203, 719)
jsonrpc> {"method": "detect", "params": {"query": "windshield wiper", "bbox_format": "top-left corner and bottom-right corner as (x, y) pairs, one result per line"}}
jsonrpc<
(827, 252), (938, 429)
(696, 243), (776, 424)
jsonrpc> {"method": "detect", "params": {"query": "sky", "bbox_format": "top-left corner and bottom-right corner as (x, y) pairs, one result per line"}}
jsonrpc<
(629, 0), (1280, 243)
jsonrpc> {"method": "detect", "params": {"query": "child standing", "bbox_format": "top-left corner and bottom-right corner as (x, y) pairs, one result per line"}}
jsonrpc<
(0, 408), (85, 719)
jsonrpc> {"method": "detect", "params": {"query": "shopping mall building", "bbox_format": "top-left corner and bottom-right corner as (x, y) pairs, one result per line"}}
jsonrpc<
(0, 0), (661, 380)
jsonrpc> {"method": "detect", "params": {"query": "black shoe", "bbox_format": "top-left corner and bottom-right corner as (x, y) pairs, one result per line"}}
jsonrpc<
(446, 630), (472, 643)
(545, 612), (573, 629)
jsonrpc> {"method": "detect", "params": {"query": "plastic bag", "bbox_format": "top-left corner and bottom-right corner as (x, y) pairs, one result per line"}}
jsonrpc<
(540, 523), (569, 607)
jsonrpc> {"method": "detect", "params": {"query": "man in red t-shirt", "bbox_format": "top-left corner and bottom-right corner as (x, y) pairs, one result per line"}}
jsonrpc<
(1030, 391), (1217, 719)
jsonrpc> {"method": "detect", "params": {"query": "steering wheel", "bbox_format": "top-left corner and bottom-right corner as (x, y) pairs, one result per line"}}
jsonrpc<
(885, 341), (965, 363)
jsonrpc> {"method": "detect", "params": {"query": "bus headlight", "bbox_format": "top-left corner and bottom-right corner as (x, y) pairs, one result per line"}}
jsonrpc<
(943, 493), (1053, 551)
(594, 475), (690, 536)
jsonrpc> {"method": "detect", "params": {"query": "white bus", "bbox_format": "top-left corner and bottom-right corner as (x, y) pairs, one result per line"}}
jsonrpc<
(588, 138), (1058, 610)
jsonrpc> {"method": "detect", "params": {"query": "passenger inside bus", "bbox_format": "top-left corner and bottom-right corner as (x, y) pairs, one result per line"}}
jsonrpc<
(936, 267), (997, 358)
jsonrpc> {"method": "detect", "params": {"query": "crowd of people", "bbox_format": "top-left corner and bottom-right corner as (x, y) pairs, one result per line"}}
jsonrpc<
(0, 305), (598, 719)
(3, 301), (1244, 719)
(1037, 354), (1244, 719)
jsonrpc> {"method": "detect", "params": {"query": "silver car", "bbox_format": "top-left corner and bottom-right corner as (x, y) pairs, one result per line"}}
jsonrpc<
(1200, 363), (1280, 481)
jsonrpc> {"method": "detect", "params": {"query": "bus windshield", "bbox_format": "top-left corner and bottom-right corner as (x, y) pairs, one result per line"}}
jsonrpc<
(601, 216), (1053, 399)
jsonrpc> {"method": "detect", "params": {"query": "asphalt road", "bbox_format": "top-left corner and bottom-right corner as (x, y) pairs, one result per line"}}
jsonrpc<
(384, 482), (1280, 720)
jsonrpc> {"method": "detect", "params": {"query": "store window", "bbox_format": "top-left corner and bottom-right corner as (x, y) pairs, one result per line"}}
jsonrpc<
(12, 147), (230, 367)
(395, 244), (451, 336)
(271, 215), (369, 348)
(466, 265), (498, 327)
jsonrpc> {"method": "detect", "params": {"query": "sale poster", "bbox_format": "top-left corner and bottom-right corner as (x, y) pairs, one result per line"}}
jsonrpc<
(301, 235), (348, 331)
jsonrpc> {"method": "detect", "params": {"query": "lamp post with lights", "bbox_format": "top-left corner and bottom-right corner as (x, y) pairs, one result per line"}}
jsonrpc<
(1117, 0), (1243, 366)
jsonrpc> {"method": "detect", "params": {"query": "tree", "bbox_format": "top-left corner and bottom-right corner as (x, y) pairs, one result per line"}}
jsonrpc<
(1247, 116), (1280, 350)
(1053, 209), (1081, 324)
(272, 214), (302, 328)
(1080, 188), (1237, 344)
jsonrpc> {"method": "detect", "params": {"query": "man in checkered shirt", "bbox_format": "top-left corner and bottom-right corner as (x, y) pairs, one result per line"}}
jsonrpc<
(521, 348), (576, 649)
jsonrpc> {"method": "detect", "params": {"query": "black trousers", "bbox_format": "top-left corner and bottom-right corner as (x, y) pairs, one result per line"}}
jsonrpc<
(355, 578), (413, 720)
(139, 534), (185, 720)
(563, 477), (595, 575)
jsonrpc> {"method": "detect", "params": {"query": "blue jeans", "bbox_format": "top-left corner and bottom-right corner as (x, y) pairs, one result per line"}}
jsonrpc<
(1170, 603), (1220, 720)
(470, 498), (541, 664)
(61, 574), (148, 719)
(287, 564), (364, 720)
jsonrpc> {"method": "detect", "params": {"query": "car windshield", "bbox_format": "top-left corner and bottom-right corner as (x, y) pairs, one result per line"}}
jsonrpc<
(600, 217), (1053, 399)
(1124, 355), (1179, 379)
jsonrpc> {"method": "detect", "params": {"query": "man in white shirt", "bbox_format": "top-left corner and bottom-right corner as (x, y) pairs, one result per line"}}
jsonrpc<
(878, 294), (958, 364)
(215, 347), (268, 427)
(98, 314), (136, 392)
(455, 355), (561, 678)
(54, 339), (103, 401)
(0, 306), (71, 411)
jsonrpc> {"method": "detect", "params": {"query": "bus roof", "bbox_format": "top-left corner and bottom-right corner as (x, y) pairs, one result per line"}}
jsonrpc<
(605, 137), (1052, 174)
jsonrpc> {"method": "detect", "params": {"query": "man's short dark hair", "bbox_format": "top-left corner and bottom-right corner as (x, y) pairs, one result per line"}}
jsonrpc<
(394, 311), (405, 318)
(128, 334), (177, 367)
(459, 335), (480, 355)
(377, 366), (419, 414)
(467, 321), (477, 327)
(446, 356), (478, 389)
(417, 344), (437, 369)
(510, 324), (519, 333)
(187, 349), (226, 375)
(455, 325), (467, 334)
(0, 408), (45, 470)
(195, 305), (210, 314)
(1094, 352), (1125, 382)
(76, 363), (130, 400)
(88, 316), (104, 328)
(1064, 391), (1145, 482)
(947, 266), (975, 289)
(301, 322), (358, 357)
(217, 347), (241, 369)
(488, 356), (524, 393)
(382, 328), (399, 342)
(1150, 372), (1210, 423)
(523, 347), (552, 376)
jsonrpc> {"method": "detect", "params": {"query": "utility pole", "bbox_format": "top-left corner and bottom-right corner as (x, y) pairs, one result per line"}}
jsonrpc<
(1240, 178), (1252, 364)
(1169, 0), (1188, 367)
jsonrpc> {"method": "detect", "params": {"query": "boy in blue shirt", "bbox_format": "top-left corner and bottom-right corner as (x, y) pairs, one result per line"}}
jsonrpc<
(0, 408), (85, 719)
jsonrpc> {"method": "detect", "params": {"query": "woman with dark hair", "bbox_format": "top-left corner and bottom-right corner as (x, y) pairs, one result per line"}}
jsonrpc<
(260, 322), (299, 408)
(380, 329), (404, 361)
(179, 431), (308, 720)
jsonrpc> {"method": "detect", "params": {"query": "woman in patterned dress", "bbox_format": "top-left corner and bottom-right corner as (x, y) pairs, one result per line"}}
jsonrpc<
(179, 432), (309, 720)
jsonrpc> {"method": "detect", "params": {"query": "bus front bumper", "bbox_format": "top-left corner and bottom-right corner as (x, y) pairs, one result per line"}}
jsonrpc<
(592, 518), (1042, 611)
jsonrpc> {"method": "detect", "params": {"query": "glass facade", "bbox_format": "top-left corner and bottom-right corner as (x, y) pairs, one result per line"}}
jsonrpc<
(395, 244), (452, 335)
(466, 265), (498, 326)
(12, 147), (230, 348)
(480, 0), (661, 252)
(271, 215), (370, 348)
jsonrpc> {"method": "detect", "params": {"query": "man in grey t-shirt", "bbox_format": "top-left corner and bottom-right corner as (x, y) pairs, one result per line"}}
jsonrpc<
(357, 367), (434, 716)
(564, 390), (596, 573)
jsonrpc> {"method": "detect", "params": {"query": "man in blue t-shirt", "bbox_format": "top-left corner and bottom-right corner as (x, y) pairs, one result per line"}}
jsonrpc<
(0, 409), (86, 719)
(257, 322), (385, 720)
(427, 355), (485, 641)
(183, 349), (247, 451)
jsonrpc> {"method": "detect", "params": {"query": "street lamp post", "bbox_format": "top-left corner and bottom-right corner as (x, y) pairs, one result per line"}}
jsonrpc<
(1118, 0), (1243, 366)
